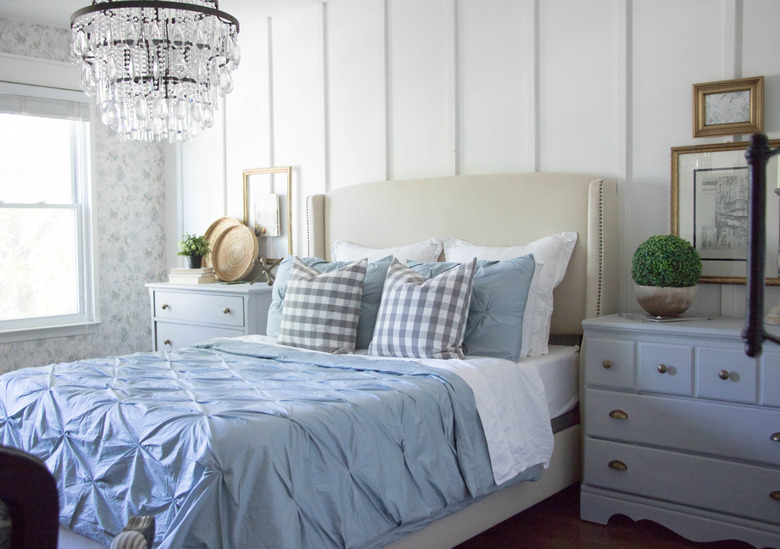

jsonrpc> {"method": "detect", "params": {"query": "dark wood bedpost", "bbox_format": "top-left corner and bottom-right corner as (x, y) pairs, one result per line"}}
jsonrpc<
(743, 133), (780, 357)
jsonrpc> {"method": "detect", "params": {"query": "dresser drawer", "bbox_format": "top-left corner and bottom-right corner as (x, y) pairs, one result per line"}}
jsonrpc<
(584, 337), (635, 389)
(697, 348), (758, 404)
(155, 322), (244, 350)
(762, 351), (780, 408)
(584, 438), (780, 525)
(584, 389), (780, 466)
(154, 291), (245, 327)
(637, 342), (693, 396)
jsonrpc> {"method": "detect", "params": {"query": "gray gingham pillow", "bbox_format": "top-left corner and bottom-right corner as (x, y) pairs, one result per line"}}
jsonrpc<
(278, 258), (368, 353)
(369, 258), (476, 359)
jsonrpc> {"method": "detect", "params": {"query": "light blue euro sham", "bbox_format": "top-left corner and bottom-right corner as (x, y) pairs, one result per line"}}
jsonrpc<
(407, 255), (535, 361)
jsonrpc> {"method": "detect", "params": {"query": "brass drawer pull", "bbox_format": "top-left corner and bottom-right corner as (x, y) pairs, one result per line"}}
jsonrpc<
(771, 491), (780, 502)
(602, 360), (612, 370)
(657, 363), (668, 374)
(163, 339), (172, 346)
(161, 304), (170, 310)
(609, 410), (629, 420)
(223, 307), (231, 314)
(608, 460), (628, 471)
(771, 432), (780, 443)
(718, 370), (731, 381)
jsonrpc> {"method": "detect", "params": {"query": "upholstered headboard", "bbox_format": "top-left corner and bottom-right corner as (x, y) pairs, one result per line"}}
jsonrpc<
(306, 173), (618, 336)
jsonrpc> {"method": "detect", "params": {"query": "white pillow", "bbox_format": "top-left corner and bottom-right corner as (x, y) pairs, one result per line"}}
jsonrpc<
(520, 259), (543, 357)
(444, 233), (577, 356)
(331, 237), (442, 263)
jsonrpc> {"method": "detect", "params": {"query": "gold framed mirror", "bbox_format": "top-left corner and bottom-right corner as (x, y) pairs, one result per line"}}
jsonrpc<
(242, 166), (293, 257)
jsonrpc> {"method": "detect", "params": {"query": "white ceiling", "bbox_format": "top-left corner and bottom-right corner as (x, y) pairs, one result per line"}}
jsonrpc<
(1, 0), (320, 29)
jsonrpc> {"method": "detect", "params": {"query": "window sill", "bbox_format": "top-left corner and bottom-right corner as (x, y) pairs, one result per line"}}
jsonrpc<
(0, 321), (101, 344)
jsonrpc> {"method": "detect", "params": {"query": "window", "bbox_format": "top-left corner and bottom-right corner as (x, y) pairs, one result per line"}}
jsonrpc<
(0, 82), (98, 341)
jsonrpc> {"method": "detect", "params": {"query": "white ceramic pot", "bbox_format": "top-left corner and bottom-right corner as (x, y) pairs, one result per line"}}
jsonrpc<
(634, 285), (697, 317)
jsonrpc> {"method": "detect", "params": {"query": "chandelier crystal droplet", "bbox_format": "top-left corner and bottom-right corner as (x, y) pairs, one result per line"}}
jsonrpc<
(70, 0), (240, 143)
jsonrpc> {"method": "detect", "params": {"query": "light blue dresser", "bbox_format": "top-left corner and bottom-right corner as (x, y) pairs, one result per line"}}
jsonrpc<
(146, 282), (273, 350)
(581, 314), (780, 548)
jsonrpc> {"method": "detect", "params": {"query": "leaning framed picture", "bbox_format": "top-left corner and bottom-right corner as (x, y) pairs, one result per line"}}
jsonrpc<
(692, 76), (763, 138)
(242, 166), (293, 257)
(672, 140), (780, 285)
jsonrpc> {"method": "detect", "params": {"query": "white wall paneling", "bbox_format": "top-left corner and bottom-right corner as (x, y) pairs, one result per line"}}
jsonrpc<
(538, 0), (618, 175)
(614, 0), (632, 315)
(741, 0), (780, 316)
(180, 103), (227, 240)
(457, 0), (534, 174)
(388, 0), (454, 180)
(171, 0), (780, 317)
(225, 7), (273, 222)
(631, 0), (727, 316)
(326, 0), (386, 189)
(272, 6), (326, 255)
(743, 0), (780, 137)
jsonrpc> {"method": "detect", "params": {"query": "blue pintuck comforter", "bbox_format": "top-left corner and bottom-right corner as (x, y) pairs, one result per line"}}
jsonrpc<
(0, 339), (541, 548)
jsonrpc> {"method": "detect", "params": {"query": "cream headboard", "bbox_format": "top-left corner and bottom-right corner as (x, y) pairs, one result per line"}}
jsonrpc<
(306, 173), (618, 336)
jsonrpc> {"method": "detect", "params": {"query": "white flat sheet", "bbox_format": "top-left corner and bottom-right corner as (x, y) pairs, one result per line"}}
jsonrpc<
(517, 344), (580, 420)
(236, 335), (558, 486)
(415, 354), (554, 485)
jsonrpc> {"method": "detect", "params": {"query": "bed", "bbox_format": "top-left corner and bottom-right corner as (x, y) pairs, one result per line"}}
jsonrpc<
(1, 173), (617, 548)
(307, 173), (618, 547)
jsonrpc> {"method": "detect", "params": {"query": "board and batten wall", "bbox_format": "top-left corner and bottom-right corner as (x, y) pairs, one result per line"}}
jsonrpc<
(174, 0), (780, 317)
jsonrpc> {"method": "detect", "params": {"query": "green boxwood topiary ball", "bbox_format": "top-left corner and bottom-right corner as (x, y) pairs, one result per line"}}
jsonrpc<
(632, 235), (701, 288)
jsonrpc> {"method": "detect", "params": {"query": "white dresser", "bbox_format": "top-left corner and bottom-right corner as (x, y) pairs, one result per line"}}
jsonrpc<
(146, 282), (273, 350)
(580, 314), (780, 548)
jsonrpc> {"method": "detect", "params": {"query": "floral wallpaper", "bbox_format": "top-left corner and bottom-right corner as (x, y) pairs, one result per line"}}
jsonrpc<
(0, 17), (70, 62)
(0, 17), (168, 372)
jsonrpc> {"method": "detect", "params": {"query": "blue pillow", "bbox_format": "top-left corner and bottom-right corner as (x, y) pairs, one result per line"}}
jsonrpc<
(267, 255), (392, 349)
(406, 256), (535, 361)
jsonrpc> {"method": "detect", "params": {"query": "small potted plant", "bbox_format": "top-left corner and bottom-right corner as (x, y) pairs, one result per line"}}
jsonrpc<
(177, 233), (210, 269)
(632, 234), (702, 317)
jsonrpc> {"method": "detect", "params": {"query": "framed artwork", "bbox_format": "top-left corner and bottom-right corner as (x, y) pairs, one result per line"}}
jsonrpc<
(692, 76), (763, 138)
(672, 140), (780, 285)
(242, 166), (293, 257)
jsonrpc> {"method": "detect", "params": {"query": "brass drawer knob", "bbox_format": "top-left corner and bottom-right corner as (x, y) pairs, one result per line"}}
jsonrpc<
(608, 460), (628, 471)
(223, 307), (231, 314)
(657, 363), (668, 374)
(718, 370), (731, 381)
(771, 432), (780, 443)
(163, 339), (172, 346)
(609, 410), (629, 420)
(602, 360), (612, 370)
(771, 491), (780, 502)
(161, 304), (169, 310)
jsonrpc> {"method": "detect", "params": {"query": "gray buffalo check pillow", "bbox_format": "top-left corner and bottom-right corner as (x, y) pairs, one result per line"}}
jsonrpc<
(369, 257), (476, 359)
(278, 258), (368, 353)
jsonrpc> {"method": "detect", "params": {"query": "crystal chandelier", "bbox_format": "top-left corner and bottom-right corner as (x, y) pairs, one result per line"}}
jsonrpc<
(70, 0), (240, 143)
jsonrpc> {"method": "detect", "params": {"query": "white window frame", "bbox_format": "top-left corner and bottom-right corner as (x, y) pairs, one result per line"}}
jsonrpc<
(0, 54), (100, 343)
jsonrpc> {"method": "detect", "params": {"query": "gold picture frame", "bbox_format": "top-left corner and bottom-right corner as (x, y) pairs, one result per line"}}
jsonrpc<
(671, 140), (780, 285)
(242, 166), (293, 256)
(692, 76), (764, 138)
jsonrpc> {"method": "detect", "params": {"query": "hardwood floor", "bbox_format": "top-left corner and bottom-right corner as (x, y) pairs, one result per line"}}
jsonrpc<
(455, 485), (757, 549)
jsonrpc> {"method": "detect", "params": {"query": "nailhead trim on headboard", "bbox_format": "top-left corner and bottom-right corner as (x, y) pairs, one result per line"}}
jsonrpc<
(596, 179), (605, 317)
(305, 197), (312, 257)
